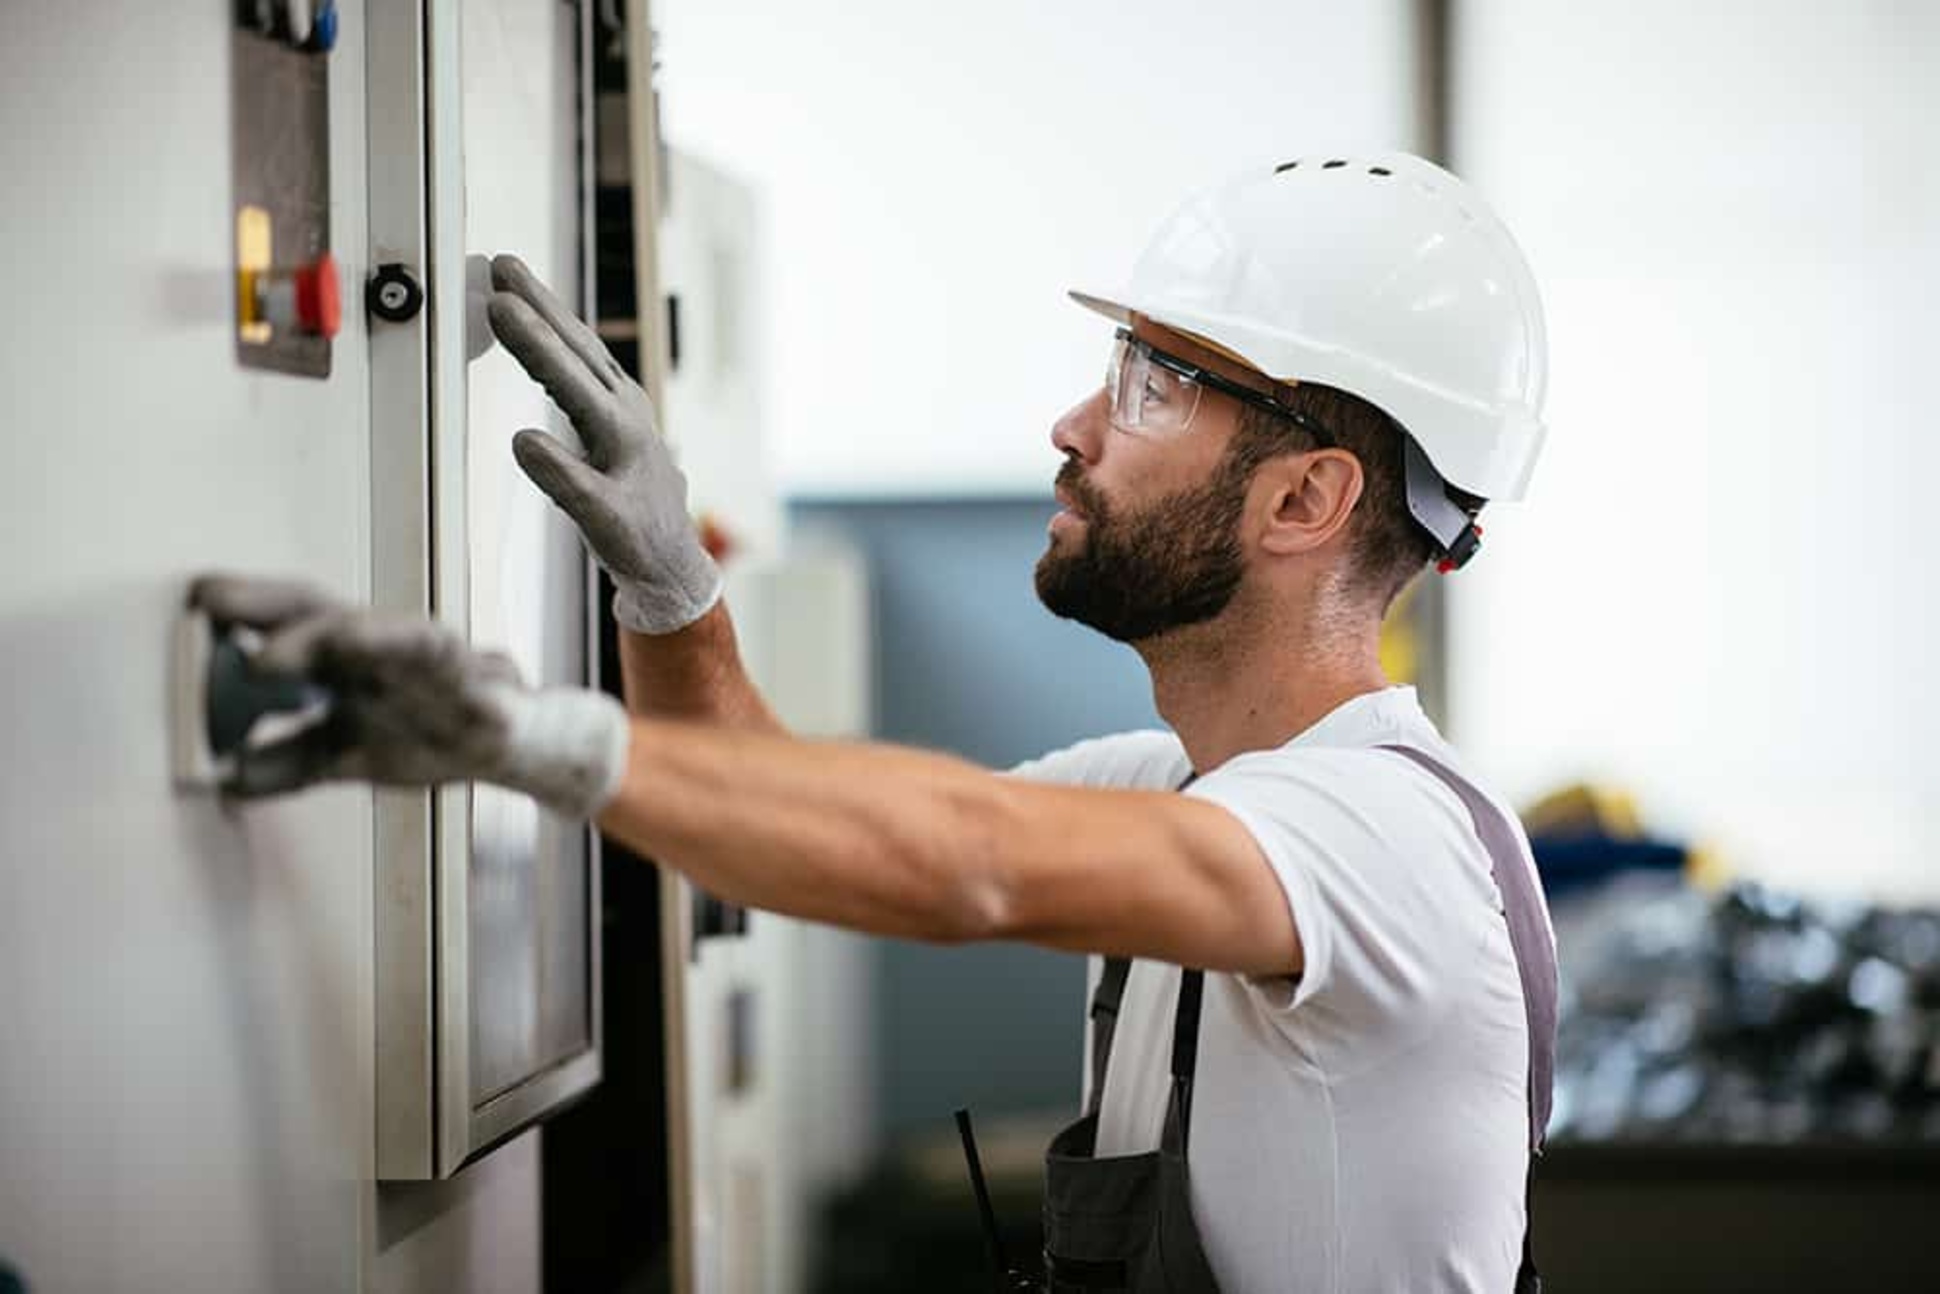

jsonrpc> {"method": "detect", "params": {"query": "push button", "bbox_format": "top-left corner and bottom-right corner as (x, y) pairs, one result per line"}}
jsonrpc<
(282, 0), (314, 45)
(293, 253), (342, 338)
(308, 2), (339, 52)
(249, 252), (342, 340)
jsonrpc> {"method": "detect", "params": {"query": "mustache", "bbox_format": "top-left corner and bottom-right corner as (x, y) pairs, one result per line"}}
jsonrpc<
(1056, 460), (1107, 518)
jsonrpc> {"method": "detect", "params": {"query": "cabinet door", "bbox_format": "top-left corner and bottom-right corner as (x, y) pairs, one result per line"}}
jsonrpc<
(368, 0), (603, 1181)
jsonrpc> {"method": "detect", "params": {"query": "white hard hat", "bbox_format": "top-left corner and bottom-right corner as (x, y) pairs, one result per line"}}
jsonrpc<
(1071, 152), (1549, 506)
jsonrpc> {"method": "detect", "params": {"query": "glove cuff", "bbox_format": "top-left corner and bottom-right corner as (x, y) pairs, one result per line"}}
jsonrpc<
(494, 685), (632, 820)
(610, 561), (725, 636)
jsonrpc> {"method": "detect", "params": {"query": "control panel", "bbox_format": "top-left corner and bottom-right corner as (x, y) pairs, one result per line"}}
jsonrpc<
(232, 1), (342, 377)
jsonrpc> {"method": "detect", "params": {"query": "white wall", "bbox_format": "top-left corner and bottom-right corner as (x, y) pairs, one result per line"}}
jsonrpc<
(662, 149), (785, 559)
(0, 4), (551, 1291)
(655, 0), (1421, 497)
(368, 1137), (540, 1294)
(1450, 1), (1940, 901)
(0, 4), (379, 1290)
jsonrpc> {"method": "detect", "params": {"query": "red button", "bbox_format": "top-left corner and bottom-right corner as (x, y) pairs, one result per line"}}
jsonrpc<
(294, 253), (342, 339)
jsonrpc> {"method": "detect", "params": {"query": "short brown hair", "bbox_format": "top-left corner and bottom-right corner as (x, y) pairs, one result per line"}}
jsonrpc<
(1232, 384), (1463, 609)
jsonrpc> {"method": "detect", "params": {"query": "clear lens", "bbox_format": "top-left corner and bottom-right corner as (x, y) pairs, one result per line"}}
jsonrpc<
(1106, 335), (1202, 437)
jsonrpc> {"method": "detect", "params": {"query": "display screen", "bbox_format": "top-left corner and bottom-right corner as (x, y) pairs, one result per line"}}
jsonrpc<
(460, 0), (593, 1106)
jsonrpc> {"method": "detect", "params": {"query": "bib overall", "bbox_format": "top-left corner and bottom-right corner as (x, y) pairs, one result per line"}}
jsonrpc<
(1038, 746), (1557, 1293)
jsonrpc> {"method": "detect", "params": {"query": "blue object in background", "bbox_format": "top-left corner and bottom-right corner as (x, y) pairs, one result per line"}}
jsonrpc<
(791, 496), (1164, 1140)
(1530, 836), (1688, 899)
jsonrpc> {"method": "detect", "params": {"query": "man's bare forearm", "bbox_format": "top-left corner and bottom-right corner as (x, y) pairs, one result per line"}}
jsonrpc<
(595, 721), (1013, 942)
(617, 601), (786, 733)
(590, 719), (1301, 973)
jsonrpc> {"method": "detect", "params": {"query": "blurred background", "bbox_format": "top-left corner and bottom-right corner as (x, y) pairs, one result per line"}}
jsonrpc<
(663, 3), (1940, 1288)
(2, 1), (1937, 1292)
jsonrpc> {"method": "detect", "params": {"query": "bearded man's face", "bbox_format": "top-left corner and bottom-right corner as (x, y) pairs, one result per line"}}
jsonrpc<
(1034, 448), (1253, 644)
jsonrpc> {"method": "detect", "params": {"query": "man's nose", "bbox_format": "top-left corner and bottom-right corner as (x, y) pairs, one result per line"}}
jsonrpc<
(1050, 388), (1110, 464)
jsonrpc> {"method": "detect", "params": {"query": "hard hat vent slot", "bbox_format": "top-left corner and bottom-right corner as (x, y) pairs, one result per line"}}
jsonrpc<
(1322, 159), (1348, 169)
(1369, 166), (1392, 176)
(1275, 160), (1301, 173)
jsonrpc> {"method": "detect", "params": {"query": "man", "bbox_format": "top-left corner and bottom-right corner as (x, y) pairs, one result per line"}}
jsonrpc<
(195, 152), (1556, 1293)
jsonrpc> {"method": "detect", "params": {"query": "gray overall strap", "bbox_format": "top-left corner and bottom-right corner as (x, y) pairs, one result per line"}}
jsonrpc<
(1084, 771), (1199, 1121)
(1166, 968), (1205, 1150)
(1084, 961), (1206, 1122)
(1381, 744), (1556, 1294)
(1379, 744), (1556, 1144)
(1086, 957), (1133, 1118)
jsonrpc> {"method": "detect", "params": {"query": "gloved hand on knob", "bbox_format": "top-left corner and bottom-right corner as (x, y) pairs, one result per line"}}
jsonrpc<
(189, 574), (632, 821)
(485, 253), (723, 636)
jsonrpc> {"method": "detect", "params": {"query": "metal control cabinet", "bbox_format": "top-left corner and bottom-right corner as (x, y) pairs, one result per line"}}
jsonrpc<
(366, 0), (605, 1180)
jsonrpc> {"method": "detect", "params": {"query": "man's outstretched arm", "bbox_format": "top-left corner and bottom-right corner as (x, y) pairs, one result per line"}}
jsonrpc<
(190, 574), (1298, 978)
(595, 717), (1303, 978)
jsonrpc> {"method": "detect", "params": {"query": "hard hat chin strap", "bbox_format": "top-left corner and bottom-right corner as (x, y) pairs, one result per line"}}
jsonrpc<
(1400, 433), (1485, 573)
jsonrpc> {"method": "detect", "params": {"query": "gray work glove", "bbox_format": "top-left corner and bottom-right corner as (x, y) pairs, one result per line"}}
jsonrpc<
(485, 253), (723, 635)
(189, 574), (632, 821)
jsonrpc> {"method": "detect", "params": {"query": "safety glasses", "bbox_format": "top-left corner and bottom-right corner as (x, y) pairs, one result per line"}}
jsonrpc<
(1105, 328), (1336, 446)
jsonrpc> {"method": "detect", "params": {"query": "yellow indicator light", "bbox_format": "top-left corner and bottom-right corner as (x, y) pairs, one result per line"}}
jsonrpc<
(237, 204), (273, 344)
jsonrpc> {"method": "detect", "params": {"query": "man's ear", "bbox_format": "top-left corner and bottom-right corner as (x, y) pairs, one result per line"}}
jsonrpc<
(1257, 450), (1364, 557)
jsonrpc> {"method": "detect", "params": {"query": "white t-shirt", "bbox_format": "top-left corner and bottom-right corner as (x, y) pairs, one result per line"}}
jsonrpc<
(1011, 686), (1545, 1294)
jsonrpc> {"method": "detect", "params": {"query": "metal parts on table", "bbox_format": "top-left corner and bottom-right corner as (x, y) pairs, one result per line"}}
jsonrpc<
(1552, 877), (1940, 1145)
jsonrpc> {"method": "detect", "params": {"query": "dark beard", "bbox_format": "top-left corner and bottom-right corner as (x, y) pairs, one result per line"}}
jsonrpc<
(1034, 453), (1249, 644)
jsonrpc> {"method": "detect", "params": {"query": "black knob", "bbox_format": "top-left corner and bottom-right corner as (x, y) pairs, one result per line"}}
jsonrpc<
(202, 621), (335, 763)
(366, 263), (425, 323)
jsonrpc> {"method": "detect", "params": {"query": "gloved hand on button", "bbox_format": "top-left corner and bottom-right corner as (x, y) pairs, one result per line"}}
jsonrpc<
(188, 574), (631, 821)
